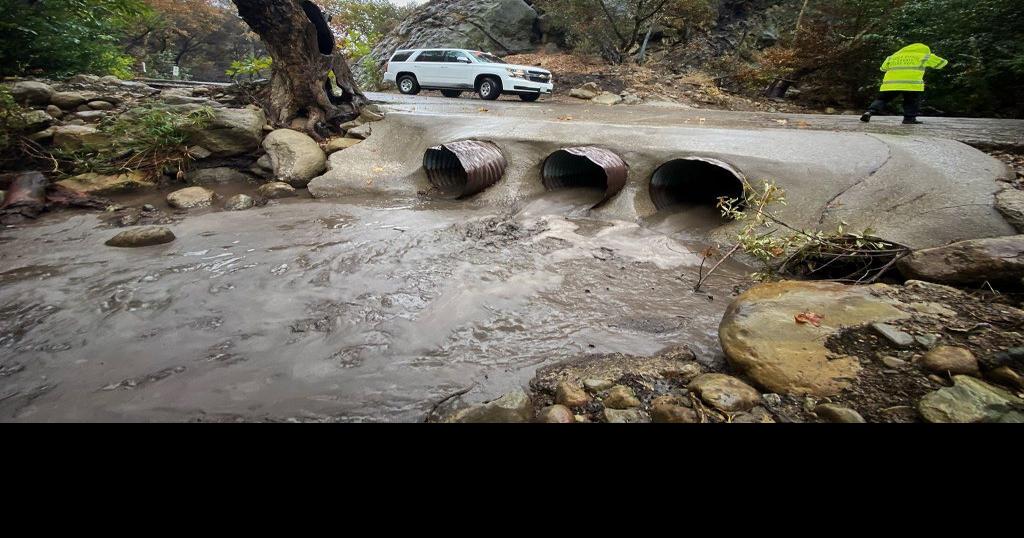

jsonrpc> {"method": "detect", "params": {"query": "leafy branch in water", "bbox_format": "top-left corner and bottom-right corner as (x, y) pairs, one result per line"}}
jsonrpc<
(692, 178), (909, 291)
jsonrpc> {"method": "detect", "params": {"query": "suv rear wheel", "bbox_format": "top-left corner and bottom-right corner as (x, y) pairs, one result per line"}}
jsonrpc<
(477, 77), (501, 101)
(398, 75), (420, 95)
(519, 93), (541, 102)
(441, 90), (462, 98)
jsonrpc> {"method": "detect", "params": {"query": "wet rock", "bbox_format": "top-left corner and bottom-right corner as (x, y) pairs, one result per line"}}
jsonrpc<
(555, 381), (590, 408)
(592, 92), (623, 106)
(359, 108), (385, 123)
(918, 376), (1024, 423)
(325, 137), (362, 154)
(105, 227), (176, 248)
(986, 366), (1024, 391)
(45, 104), (63, 119)
(897, 235), (1024, 285)
(762, 393), (783, 406)
(602, 408), (651, 423)
(167, 186), (215, 209)
(651, 396), (699, 423)
(255, 154), (273, 171)
(87, 100), (114, 111)
(979, 347), (1024, 371)
(224, 194), (255, 211)
(916, 334), (940, 349)
(732, 406), (776, 423)
(445, 389), (532, 423)
(603, 385), (641, 409)
(537, 405), (575, 423)
(872, 322), (915, 348)
(188, 167), (251, 185)
(720, 281), (909, 397)
(50, 90), (95, 109)
(262, 129), (327, 188)
(814, 404), (866, 423)
(995, 188), (1024, 233)
(8, 81), (53, 105)
(20, 110), (55, 131)
(188, 145), (213, 160)
(73, 110), (106, 122)
(688, 373), (762, 413)
(583, 379), (614, 393)
(56, 172), (154, 195)
(569, 87), (598, 100)
(183, 105), (266, 158)
(346, 123), (373, 140)
(257, 181), (297, 199)
(880, 356), (908, 369)
(52, 125), (109, 149)
(920, 346), (980, 376)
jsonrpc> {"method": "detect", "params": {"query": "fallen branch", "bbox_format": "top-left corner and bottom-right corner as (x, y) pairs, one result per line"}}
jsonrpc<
(423, 385), (475, 423)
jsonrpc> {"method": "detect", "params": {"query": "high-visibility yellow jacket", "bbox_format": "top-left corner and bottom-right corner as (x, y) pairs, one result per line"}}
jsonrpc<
(879, 43), (948, 92)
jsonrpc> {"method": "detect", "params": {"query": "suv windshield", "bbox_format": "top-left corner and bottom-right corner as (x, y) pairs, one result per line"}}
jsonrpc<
(472, 52), (506, 64)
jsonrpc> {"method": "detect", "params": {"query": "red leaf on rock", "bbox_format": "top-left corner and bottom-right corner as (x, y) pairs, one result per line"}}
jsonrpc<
(795, 311), (824, 327)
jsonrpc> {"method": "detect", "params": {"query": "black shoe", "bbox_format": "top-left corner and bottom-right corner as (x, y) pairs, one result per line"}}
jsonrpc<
(860, 112), (872, 123)
(903, 118), (923, 124)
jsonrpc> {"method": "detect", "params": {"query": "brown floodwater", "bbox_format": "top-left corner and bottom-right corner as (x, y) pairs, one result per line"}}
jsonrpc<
(0, 187), (749, 422)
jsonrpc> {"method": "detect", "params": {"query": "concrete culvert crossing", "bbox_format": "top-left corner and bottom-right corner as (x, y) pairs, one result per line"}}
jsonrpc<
(542, 147), (628, 205)
(423, 140), (507, 199)
(650, 158), (746, 215)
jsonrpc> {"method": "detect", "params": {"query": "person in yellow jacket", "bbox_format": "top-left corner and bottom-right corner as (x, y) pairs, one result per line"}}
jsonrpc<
(860, 43), (948, 124)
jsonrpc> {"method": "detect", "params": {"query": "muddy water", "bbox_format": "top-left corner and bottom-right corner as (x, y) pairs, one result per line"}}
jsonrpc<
(0, 189), (749, 422)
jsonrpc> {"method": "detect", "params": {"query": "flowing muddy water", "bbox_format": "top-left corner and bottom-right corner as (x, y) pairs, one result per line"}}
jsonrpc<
(0, 188), (749, 422)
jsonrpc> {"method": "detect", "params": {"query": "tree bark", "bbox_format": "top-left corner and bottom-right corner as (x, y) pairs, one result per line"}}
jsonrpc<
(231, 0), (367, 139)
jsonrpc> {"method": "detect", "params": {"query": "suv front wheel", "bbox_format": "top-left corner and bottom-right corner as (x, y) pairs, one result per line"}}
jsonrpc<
(477, 77), (501, 101)
(398, 75), (420, 95)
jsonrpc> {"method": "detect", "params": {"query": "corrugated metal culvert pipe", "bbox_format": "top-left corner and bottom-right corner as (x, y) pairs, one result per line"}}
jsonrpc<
(423, 140), (507, 199)
(541, 147), (628, 205)
(650, 158), (746, 214)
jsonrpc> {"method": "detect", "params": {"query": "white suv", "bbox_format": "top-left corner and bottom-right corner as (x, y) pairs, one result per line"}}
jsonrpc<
(383, 48), (554, 102)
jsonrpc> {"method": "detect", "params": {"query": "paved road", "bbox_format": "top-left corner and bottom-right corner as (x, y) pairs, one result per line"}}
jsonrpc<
(367, 91), (1024, 150)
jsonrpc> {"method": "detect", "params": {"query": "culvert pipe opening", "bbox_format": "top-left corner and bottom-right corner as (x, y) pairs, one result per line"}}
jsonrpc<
(650, 158), (746, 216)
(542, 147), (628, 204)
(423, 140), (507, 199)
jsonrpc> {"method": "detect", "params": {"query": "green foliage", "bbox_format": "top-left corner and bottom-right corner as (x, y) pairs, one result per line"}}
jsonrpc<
(0, 0), (150, 77)
(324, 0), (413, 89)
(226, 55), (272, 80)
(536, 0), (715, 63)
(56, 105), (214, 177)
(0, 87), (26, 154)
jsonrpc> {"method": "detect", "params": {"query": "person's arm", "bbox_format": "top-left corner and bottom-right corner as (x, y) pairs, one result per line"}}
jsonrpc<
(926, 54), (949, 70)
(881, 55), (893, 72)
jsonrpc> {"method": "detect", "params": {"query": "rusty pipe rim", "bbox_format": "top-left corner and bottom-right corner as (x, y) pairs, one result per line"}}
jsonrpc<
(541, 147), (628, 206)
(423, 140), (507, 199)
(649, 157), (747, 213)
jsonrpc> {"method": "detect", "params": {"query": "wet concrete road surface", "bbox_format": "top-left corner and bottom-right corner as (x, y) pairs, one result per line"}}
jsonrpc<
(0, 192), (747, 422)
(367, 92), (1024, 150)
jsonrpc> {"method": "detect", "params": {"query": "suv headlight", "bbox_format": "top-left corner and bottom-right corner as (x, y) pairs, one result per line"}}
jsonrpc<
(506, 68), (526, 79)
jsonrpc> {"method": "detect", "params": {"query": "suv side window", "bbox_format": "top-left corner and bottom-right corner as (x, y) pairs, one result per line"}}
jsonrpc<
(391, 51), (413, 62)
(445, 51), (472, 63)
(415, 50), (444, 62)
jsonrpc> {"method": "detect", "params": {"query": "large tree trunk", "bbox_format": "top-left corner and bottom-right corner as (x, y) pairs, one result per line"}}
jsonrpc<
(231, 0), (367, 139)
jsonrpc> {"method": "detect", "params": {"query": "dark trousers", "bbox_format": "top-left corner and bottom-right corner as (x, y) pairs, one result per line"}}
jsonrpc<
(868, 91), (922, 119)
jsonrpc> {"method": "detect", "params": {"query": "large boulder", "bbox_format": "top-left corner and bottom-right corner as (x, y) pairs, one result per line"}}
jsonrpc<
(8, 81), (53, 106)
(366, 0), (538, 71)
(262, 129), (326, 188)
(183, 105), (266, 158)
(719, 281), (909, 397)
(897, 235), (1024, 286)
(188, 167), (252, 185)
(50, 91), (98, 110)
